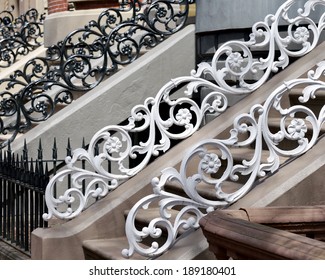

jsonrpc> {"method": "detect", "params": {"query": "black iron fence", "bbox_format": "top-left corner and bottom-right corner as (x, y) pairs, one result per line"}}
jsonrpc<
(0, 144), (48, 253)
(0, 137), (112, 254)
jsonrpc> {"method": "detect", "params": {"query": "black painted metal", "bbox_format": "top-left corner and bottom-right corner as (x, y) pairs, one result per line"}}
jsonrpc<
(0, 0), (191, 150)
(0, 6), (45, 68)
(0, 141), (49, 253)
(0, 137), (105, 254)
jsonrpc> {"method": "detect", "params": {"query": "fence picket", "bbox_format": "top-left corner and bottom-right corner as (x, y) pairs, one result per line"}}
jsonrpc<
(0, 138), (91, 253)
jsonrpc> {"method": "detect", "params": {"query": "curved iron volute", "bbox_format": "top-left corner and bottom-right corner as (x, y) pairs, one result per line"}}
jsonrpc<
(0, 7), (46, 68)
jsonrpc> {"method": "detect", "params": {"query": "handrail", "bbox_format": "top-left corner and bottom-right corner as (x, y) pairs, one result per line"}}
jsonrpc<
(122, 59), (325, 258)
(0, 0), (191, 149)
(199, 207), (325, 259)
(0, 6), (45, 68)
(42, 0), (325, 222)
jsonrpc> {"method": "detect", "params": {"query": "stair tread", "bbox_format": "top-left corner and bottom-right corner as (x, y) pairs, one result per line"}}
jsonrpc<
(125, 208), (193, 224)
(83, 237), (147, 260)
(268, 117), (325, 132)
(289, 88), (325, 96)
(124, 207), (195, 237)
(224, 147), (287, 164)
(165, 180), (243, 200)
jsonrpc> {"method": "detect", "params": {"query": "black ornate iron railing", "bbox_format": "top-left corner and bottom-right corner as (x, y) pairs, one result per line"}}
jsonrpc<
(0, 137), (102, 254)
(0, 0), (192, 150)
(0, 6), (46, 68)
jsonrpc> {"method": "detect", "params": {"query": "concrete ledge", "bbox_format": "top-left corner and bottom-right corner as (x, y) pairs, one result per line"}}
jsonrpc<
(12, 25), (196, 160)
(44, 9), (110, 46)
(0, 46), (46, 82)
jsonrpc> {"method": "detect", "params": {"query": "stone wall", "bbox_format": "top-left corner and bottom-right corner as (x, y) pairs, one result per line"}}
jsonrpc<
(195, 0), (315, 33)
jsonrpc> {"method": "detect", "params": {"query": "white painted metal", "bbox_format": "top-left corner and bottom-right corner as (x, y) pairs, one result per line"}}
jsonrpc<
(43, 0), (325, 220)
(43, 75), (228, 220)
(123, 60), (325, 259)
(194, 0), (325, 95)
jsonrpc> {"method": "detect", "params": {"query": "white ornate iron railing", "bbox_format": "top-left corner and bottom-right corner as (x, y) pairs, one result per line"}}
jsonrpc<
(43, 75), (228, 220)
(43, 0), (325, 221)
(122, 60), (325, 259)
(193, 0), (325, 95)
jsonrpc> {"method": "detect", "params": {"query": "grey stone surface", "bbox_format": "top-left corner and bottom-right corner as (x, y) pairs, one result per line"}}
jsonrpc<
(196, 0), (322, 33)
(0, 241), (30, 260)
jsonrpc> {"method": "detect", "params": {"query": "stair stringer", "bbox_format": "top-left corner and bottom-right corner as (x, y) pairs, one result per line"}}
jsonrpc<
(31, 41), (325, 260)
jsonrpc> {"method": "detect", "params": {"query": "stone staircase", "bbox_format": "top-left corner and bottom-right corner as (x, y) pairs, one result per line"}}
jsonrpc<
(30, 0), (325, 260)
(81, 46), (325, 260)
(31, 40), (325, 259)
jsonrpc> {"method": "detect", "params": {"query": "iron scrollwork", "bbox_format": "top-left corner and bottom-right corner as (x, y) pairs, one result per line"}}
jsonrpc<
(0, 0), (191, 149)
(42, 0), (325, 221)
(122, 60), (325, 259)
(42, 73), (227, 220)
(0, 7), (46, 68)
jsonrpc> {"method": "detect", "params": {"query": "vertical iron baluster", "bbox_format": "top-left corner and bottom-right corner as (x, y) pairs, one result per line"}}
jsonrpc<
(34, 140), (43, 233)
(41, 162), (49, 228)
(24, 163), (29, 252)
(6, 145), (12, 241)
(15, 154), (20, 245)
(34, 160), (40, 233)
(82, 138), (86, 194)
(94, 142), (99, 201)
(3, 152), (7, 239)
(52, 138), (57, 198)
(26, 159), (34, 251)
(66, 138), (72, 201)
(20, 156), (25, 248)
(21, 140), (28, 248)
(29, 160), (34, 241)
(0, 150), (3, 237)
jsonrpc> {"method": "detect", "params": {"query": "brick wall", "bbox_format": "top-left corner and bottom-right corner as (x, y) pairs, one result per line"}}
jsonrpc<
(48, 0), (68, 14)
(73, 0), (119, 10)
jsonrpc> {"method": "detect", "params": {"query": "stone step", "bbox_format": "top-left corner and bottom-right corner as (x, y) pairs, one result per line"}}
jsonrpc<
(165, 180), (243, 201)
(288, 88), (325, 117)
(266, 117), (325, 150)
(83, 237), (147, 260)
(124, 208), (193, 236)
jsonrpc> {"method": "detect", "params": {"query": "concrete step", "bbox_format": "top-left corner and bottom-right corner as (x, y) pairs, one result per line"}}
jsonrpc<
(288, 88), (325, 117)
(83, 237), (147, 260)
(266, 117), (325, 150)
(165, 180), (243, 201)
(124, 208), (193, 235)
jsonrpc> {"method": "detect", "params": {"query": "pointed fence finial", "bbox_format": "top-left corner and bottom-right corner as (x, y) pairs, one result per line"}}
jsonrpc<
(67, 138), (72, 157)
(23, 139), (28, 162)
(82, 137), (86, 149)
(52, 138), (58, 160)
(38, 139), (43, 160)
